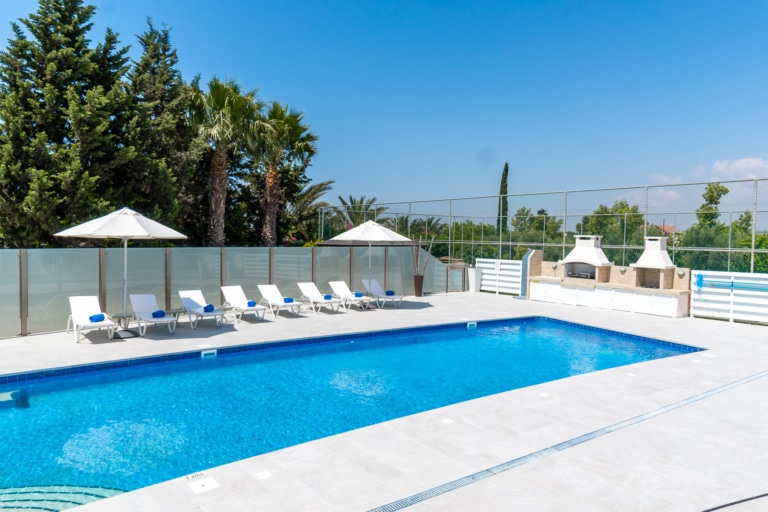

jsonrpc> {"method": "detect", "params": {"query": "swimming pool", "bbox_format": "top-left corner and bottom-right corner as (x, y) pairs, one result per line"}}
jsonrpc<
(0, 317), (700, 509)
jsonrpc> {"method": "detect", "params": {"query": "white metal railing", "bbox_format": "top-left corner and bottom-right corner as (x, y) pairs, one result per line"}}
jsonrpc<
(690, 270), (768, 323)
(476, 258), (522, 295)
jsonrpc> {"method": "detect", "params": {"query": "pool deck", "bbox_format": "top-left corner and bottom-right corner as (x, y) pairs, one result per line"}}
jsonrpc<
(4, 292), (768, 511)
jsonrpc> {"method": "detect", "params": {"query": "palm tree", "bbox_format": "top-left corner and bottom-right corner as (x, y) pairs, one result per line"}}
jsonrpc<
(411, 216), (447, 236)
(191, 78), (263, 246)
(287, 179), (335, 243)
(250, 102), (318, 247)
(334, 195), (388, 228)
(382, 214), (411, 236)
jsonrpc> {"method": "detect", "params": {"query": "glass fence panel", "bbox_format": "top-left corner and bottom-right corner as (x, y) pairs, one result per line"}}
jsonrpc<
(170, 248), (222, 308)
(387, 246), (415, 295)
(225, 248), (270, 299)
(423, 255), (448, 294)
(0, 250), (20, 338)
(315, 247), (351, 291)
(105, 248), (166, 316)
(354, 246), (386, 293)
(449, 268), (465, 292)
(272, 247), (313, 299)
(27, 249), (99, 334)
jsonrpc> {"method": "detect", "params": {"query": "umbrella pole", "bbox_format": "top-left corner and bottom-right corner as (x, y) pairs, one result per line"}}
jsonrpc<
(368, 242), (372, 287)
(116, 237), (138, 338)
(123, 237), (128, 319)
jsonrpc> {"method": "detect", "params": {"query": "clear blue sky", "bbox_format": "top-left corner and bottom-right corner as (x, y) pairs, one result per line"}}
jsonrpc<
(3, 0), (768, 215)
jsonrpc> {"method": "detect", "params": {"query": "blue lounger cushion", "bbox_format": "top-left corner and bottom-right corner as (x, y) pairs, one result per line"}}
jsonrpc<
(152, 310), (166, 318)
(385, 290), (395, 296)
(203, 304), (214, 312)
(89, 313), (105, 322)
(324, 294), (332, 300)
(247, 299), (257, 307)
(284, 297), (294, 303)
(354, 291), (363, 297)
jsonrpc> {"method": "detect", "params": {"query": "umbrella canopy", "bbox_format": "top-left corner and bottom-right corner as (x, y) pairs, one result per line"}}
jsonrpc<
(320, 220), (413, 246)
(55, 207), (187, 335)
(320, 220), (414, 287)
(55, 207), (187, 240)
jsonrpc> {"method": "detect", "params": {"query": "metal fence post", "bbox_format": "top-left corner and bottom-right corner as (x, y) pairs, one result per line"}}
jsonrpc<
(728, 212), (733, 272)
(752, 179), (758, 273)
(19, 249), (27, 336)
(268, 247), (275, 284)
(312, 246), (317, 283)
(220, 246), (226, 303)
(562, 192), (568, 258)
(99, 248), (106, 312)
(165, 248), (171, 310)
(622, 212), (627, 266)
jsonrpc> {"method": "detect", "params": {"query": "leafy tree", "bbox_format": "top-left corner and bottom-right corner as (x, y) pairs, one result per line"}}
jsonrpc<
(696, 182), (729, 227)
(576, 200), (645, 246)
(248, 102), (317, 247)
(497, 162), (509, 235)
(191, 77), (263, 246)
(509, 207), (563, 259)
(0, 0), (136, 247)
(334, 195), (388, 228)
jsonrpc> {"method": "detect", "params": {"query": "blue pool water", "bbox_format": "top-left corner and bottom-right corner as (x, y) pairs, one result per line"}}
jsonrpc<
(0, 317), (700, 502)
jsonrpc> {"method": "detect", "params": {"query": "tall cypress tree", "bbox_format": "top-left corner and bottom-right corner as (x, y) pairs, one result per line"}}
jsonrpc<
(127, 19), (200, 227)
(497, 162), (509, 235)
(0, 0), (133, 247)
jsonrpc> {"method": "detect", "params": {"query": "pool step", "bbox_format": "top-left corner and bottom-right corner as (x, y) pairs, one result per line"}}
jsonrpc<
(0, 485), (123, 511)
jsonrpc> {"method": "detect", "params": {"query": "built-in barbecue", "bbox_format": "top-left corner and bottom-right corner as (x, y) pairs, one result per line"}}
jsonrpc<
(630, 237), (676, 289)
(559, 235), (612, 282)
(527, 235), (690, 318)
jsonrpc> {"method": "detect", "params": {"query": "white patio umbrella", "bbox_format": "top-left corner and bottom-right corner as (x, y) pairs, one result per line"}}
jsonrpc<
(55, 207), (187, 337)
(320, 220), (413, 285)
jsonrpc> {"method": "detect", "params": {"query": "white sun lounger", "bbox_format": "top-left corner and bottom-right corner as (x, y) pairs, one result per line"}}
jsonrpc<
(257, 284), (302, 319)
(362, 279), (404, 308)
(298, 282), (343, 314)
(329, 280), (373, 310)
(221, 285), (268, 322)
(129, 294), (178, 336)
(67, 296), (116, 342)
(178, 290), (225, 329)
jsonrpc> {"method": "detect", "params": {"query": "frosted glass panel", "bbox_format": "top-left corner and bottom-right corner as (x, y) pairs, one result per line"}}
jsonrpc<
(272, 247), (312, 299)
(423, 255), (448, 294)
(315, 247), (350, 291)
(170, 248), (221, 308)
(105, 248), (166, 315)
(353, 246), (385, 293)
(449, 267), (465, 292)
(27, 249), (98, 334)
(0, 250), (20, 338)
(386, 247), (416, 294)
(225, 248), (269, 298)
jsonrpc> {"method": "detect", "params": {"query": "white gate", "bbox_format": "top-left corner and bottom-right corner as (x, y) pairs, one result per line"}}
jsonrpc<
(690, 270), (768, 323)
(476, 258), (522, 295)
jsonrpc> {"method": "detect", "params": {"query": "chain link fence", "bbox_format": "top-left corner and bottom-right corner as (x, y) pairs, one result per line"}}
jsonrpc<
(319, 178), (768, 273)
